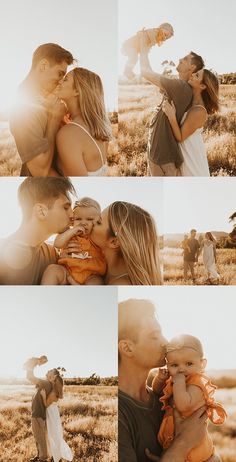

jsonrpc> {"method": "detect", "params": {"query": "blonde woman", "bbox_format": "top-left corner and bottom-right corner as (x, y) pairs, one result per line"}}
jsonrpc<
(162, 69), (219, 176)
(200, 232), (220, 284)
(56, 67), (112, 176)
(90, 201), (162, 285)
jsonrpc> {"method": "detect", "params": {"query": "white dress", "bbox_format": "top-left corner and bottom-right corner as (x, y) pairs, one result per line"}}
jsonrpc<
(46, 403), (73, 462)
(179, 106), (210, 177)
(202, 241), (219, 279)
(69, 122), (108, 176)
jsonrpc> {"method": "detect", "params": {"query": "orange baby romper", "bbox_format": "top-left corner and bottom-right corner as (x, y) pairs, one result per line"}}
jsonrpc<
(58, 236), (107, 284)
(157, 373), (227, 462)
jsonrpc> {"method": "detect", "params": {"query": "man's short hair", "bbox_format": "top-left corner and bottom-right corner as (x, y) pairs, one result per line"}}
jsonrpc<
(18, 177), (76, 217)
(31, 43), (74, 69)
(190, 51), (205, 72)
(190, 229), (197, 234)
(119, 299), (156, 343)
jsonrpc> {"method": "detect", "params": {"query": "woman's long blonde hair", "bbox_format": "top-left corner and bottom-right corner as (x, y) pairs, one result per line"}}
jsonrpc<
(72, 67), (112, 141)
(108, 202), (162, 285)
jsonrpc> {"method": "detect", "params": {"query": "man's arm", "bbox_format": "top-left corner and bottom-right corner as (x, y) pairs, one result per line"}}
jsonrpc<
(27, 103), (65, 176)
(26, 367), (42, 385)
(146, 407), (208, 462)
(139, 32), (164, 90)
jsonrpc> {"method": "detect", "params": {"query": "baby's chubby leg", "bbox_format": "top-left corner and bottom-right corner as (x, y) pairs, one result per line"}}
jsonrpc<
(41, 264), (68, 285)
(123, 43), (139, 79)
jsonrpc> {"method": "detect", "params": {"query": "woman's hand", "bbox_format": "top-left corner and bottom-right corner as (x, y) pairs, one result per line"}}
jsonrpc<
(162, 99), (176, 121)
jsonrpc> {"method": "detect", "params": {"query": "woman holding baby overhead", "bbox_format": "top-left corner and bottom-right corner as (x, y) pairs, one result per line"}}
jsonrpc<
(56, 67), (112, 176)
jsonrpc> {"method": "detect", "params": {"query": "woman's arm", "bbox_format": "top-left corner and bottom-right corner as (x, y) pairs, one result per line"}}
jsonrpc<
(40, 389), (47, 407)
(54, 226), (84, 249)
(46, 390), (59, 407)
(56, 125), (88, 176)
(162, 101), (207, 142)
(172, 374), (205, 413)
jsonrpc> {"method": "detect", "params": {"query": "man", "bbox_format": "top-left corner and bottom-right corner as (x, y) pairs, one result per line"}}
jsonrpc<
(26, 361), (57, 462)
(183, 229), (200, 283)
(0, 177), (75, 284)
(118, 298), (221, 462)
(139, 33), (204, 176)
(10, 43), (74, 176)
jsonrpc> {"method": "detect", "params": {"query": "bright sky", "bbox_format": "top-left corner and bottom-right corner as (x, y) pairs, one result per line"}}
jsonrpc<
(118, 286), (236, 370)
(0, 177), (164, 237)
(0, 0), (117, 112)
(0, 286), (117, 379)
(163, 178), (235, 234)
(119, 0), (236, 76)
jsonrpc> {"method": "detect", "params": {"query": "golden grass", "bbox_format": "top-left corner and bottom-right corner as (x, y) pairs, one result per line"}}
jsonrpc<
(114, 83), (236, 176)
(164, 247), (236, 285)
(0, 384), (117, 462)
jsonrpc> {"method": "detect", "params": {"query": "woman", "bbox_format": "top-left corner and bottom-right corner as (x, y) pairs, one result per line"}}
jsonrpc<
(56, 67), (112, 176)
(90, 201), (162, 285)
(41, 369), (73, 462)
(200, 232), (220, 284)
(162, 68), (219, 176)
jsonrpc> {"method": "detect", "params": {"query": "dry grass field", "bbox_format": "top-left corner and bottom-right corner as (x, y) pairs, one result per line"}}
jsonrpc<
(0, 384), (117, 462)
(164, 247), (236, 285)
(116, 83), (236, 176)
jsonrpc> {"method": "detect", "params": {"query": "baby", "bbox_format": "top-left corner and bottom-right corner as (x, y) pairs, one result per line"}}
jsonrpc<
(122, 22), (174, 79)
(23, 355), (48, 370)
(41, 197), (106, 285)
(152, 334), (227, 462)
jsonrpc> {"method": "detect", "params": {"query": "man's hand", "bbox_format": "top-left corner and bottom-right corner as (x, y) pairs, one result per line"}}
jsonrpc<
(60, 240), (83, 258)
(145, 448), (160, 461)
(174, 406), (207, 448)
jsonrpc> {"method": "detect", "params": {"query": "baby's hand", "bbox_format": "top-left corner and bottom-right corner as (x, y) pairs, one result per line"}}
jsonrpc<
(152, 367), (169, 393)
(73, 225), (86, 236)
(157, 367), (169, 382)
(173, 373), (186, 384)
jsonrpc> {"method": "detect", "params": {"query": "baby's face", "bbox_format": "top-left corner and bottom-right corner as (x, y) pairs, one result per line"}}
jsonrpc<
(73, 206), (101, 235)
(166, 347), (204, 378)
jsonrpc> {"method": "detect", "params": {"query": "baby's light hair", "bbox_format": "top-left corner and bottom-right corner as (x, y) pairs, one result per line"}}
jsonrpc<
(73, 197), (101, 214)
(166, 334), (204, 358)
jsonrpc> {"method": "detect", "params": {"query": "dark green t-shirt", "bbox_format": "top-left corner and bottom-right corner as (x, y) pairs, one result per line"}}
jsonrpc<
(0, 238), (58, 285)
(119, 389), (163, 462)
(148, 76), (192, 167)
(184, 238), (200, 262)
(32, 379), (52, 420)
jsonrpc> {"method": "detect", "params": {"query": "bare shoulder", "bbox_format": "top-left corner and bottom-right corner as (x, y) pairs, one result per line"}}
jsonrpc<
(108, 276), (131, 286)
(188, 105), (207, 123)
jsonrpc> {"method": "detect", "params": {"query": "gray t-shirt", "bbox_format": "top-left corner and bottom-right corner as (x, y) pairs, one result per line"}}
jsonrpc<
(0, 238), (58, 285)
(32, 379), (52, 420)
(119, 389), (163, 462)
(9, 81), (49, 176)
(148, 76), (192, 167)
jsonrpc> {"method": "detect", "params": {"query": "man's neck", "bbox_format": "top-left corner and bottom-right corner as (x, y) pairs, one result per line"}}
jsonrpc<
(20, 71), (43, 97)
(13, 220), (51, 247)
(119, 362), (150, 403)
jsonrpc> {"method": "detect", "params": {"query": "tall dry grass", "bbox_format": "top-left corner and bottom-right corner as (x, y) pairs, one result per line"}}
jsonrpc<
(115, 83), (236, 176)
(0, 384), (117, 462)
(164, 247), (236, 285)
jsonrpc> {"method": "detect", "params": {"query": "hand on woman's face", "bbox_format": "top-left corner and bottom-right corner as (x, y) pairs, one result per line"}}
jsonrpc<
(188, 68), (204, 89)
